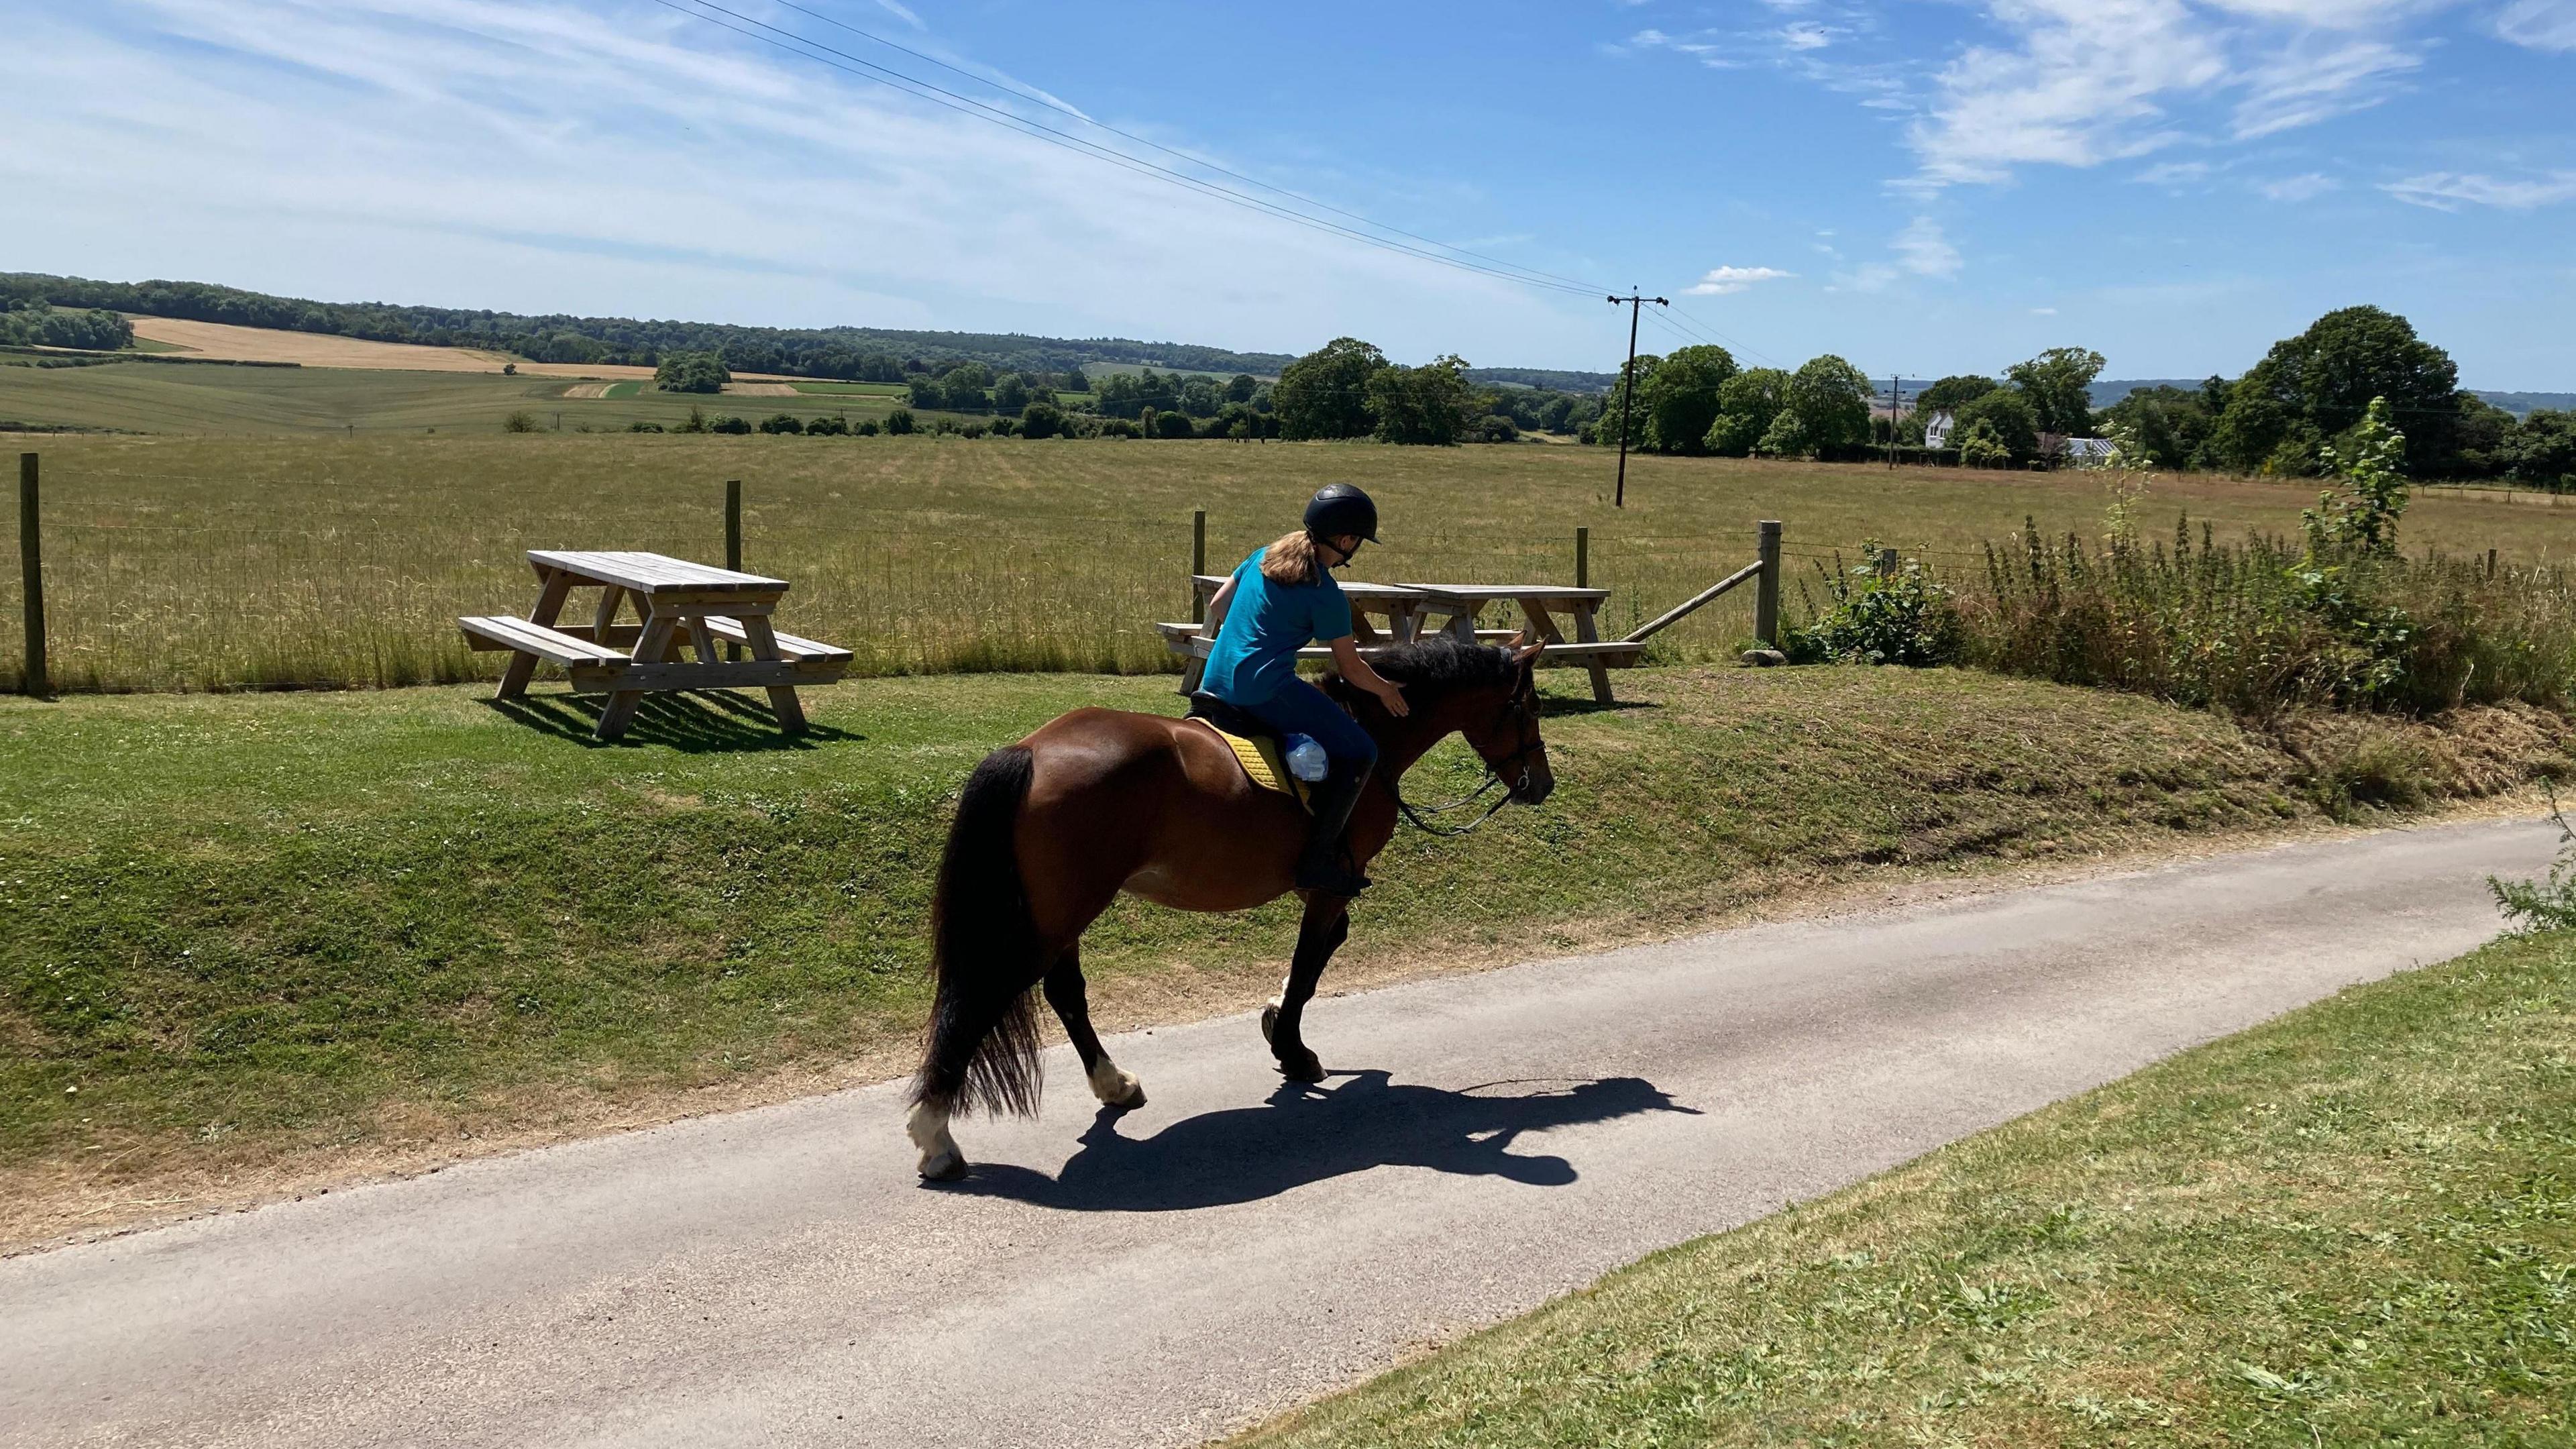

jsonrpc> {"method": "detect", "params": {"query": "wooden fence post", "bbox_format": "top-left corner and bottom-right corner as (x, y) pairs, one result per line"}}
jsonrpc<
(19, 453), (45, 697)
(1875, 546), (1898, 578)
(1575, 525), (1590, 590)
(1754, 520), (1782, 647)
(724, 478), (743, 660)
(2488, 548), (2498, 582)
(1191, 508), (1208, 622)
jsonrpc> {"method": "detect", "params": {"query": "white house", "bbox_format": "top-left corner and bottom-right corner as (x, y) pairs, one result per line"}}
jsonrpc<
(1923, 409), (1955, 449)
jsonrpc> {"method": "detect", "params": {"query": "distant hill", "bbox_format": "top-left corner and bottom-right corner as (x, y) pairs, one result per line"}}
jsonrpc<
(1468, 367), (1617, 394)
(2471, 390), (2576, 418)
(0, 272), (1299, 384)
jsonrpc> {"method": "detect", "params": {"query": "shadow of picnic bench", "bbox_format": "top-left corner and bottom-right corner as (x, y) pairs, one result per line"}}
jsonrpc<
(486, 690), (862, 752)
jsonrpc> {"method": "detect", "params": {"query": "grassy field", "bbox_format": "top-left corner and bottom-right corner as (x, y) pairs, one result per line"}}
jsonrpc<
(0, 361), (957, 438)
(11, 661), (2540, 1248)
(13, 433), (2576, 694)
(1234, 925), (2576, 1448)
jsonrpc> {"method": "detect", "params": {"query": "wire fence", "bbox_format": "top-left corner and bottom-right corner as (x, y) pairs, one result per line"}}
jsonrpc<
(3, 463), (1787, 694)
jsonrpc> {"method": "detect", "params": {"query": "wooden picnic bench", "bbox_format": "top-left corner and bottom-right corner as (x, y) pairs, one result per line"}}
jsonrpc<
(1162, 575), (1643, 704)
(459, 549), (851, 741)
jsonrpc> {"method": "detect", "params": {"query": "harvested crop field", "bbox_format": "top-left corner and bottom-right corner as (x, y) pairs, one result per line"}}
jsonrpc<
(118, 316), (800, 380)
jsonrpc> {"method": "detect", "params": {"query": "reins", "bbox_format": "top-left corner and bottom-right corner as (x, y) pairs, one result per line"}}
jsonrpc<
(1391, 688), (1539, 839)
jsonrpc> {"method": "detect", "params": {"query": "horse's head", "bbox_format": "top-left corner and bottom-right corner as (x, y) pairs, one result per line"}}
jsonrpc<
(1461, 635), (1554, 806)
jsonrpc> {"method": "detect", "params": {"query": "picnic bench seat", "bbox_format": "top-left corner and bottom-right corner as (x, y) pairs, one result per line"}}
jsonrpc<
(459, 615), (634, 669)
(1152, 622), (1644, 667)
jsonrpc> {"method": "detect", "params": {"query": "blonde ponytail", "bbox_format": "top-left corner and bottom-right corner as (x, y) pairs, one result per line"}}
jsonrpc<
(1260, 530), (1321, 586)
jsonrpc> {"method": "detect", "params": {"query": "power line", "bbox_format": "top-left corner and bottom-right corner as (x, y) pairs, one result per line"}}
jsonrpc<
(649, 0), (1607, 300)
(762, 0), (1617, 299)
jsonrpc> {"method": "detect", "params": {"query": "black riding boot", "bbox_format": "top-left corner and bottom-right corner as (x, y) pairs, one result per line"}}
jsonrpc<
(1295, 759), (1375, 896)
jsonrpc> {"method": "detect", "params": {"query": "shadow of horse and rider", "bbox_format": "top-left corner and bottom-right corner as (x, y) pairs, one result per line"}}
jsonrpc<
(941, 1071), (1696, 1212)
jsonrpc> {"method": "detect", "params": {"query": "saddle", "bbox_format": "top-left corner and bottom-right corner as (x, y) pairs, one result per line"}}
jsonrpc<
(1184, 692), (1311, 811)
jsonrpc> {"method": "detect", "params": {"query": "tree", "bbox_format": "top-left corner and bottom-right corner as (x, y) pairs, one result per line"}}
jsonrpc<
(1179, 375), (1224, 417)
(1780, 355), (1874, 455)
(992, 372), (1030, 413)
(2304, 397), (2409, 557)
(1915, 374), (1998, 414)
(1595, 354), (1662, 450)
(1366, 355), (1479, 445)
(2500, 410), (2576, 490)
(1953, 388), (2039, 461)
(1018, 400), (1067, 439)
(1705, 368), (1790, 456)
(2209, 306), (2463, 474)
(1275, 337), (1387, 439)
(2006, 346), (2106, 437)
(1956, 419), (2012, 467)
(2101, 385), (2214, 468)
(1638, 343), (1737, 454)
(1152, 409), (1197, 439)
(884, 407), (916, 435)
(1226, 373), (1258, 403)
(655, 352), (730, 395)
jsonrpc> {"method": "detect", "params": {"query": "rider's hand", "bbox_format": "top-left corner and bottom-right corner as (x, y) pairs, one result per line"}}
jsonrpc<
(1373, 678), (1410, 718)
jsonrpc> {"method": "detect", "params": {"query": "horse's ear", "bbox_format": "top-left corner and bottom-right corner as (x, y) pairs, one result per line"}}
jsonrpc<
(1511, 641), (1545, 667)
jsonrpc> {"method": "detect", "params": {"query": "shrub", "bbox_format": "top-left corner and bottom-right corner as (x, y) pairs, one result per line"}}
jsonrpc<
(708, 413), (751, 435)
(1784, 549), (1962, 667)
(1957, 419), (2012, 468)
(884, 408), (916, 435)
(805, 415), (848, 436)
(959, 421), (989, 439)
(1475, 413), (1519, 443)
(1152, 410), (1197, 439)
(627, 421), (664, 433)
(676, 405), (708, 434)
(1095, 417), (1142, 439)
(502, 362), (517, 376)
(757, 413), (804, 435)
(855, 419), (881, 437)
(501, 411), (539, 434)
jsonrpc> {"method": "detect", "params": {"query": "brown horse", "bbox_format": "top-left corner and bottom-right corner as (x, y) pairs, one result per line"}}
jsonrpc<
(906, 635), (1554, 1180)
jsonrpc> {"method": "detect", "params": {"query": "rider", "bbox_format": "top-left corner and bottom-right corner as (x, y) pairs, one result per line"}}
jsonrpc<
(1201, 484), (1410, 896)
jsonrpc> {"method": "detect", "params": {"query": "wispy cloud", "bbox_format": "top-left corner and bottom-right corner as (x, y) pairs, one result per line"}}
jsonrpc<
(2031, 305), (2058, 314)
(1685, 264), (1796, 294)
(873, 0), (924, 30)
(1900, 0), (2429, 189)
(2493, 0), (2576, 50)
(2133, 159), (2214, 186)
(2383, 169), (2576, 210)
(1894, 217), (1962, 278)
(2259, 170), (2339, 201)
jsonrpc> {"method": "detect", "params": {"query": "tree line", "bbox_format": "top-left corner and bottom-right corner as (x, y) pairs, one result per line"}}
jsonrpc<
(0, 272), (1293, 384)
(0, 301), (134, 352)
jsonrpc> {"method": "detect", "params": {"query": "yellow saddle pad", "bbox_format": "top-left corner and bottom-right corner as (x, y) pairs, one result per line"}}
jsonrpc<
(1192, 720), (1313, 811)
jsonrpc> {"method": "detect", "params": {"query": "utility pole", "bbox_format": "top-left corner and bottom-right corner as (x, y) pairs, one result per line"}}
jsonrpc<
(1606, 291), (1667, 509)
(1888, 374), (1900, 470)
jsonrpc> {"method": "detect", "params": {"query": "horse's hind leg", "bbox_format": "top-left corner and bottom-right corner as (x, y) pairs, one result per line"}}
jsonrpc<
(1260, 895), (1350, 1083)
(1044, 946), (1144, 1110)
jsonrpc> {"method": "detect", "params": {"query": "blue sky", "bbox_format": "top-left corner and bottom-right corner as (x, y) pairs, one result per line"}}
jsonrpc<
(7, 0), (2572, 385)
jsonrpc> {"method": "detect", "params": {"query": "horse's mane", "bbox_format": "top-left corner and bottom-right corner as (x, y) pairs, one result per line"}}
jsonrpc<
(1322, 636), (1518, 708)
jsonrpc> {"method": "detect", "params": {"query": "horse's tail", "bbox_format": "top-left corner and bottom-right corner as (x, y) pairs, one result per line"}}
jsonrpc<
(912, 744), (1046, 1118)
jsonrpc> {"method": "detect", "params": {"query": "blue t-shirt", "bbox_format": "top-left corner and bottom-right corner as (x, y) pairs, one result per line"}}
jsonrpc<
(1201, 547), (1354, 704)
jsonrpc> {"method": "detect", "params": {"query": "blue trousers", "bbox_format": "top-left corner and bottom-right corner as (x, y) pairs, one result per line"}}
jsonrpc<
(1240, 677), (1378, 767)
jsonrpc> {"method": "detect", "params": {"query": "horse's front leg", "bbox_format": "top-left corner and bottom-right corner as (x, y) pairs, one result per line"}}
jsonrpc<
(1260, 893), (1351, 1083)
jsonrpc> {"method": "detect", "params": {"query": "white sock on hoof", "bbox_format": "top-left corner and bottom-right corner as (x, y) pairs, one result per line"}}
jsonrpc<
(1087, 1056), (1145, 1108)
(906, 1101), (963, 1178)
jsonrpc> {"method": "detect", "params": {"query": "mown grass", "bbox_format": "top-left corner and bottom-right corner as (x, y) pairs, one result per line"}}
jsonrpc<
(15, 433), (2576, 694)
(0, 662), (2454, 1246)
(1234, 926), (2576, 1449)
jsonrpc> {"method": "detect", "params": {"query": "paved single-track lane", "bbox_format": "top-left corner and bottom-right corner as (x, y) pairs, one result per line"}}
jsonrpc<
(3, 818), (2556, 1448)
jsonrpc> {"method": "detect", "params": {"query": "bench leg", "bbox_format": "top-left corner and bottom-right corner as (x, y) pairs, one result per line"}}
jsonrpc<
(740, 616), (808, 734)
(499, 568), (575, 700)
(1570, 602), (1615, 706)
(596, 616), (675, 741)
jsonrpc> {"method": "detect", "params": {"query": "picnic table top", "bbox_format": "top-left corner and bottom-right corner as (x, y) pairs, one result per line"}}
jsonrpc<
(1186, 575), (1605, 604)
(529, 550), (789, 596)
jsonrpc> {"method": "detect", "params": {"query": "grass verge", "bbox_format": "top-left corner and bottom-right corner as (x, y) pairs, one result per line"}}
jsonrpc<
(1230, 928), (2576, 1449)
(1, 664), (2563, 1250)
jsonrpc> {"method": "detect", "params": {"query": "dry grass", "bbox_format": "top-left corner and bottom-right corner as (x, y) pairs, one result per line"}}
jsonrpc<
(15, 434), (2576, 694)
(117, 316), (800, 380)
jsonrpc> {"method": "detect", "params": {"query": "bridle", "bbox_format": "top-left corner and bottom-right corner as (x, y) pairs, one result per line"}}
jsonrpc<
(1394, 678), (1544, 838)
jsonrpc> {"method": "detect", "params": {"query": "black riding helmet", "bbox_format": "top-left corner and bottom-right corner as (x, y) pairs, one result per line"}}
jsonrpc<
(1303, 484), (1380, 559)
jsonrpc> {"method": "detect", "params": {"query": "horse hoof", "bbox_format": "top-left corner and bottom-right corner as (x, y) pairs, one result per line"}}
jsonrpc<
(918, 1150), (969, 1182)
(1089, 1060), (1147, 1110)
(1260, 1003), (1279, 1044)
(1277, 1049), (1324, 1083)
